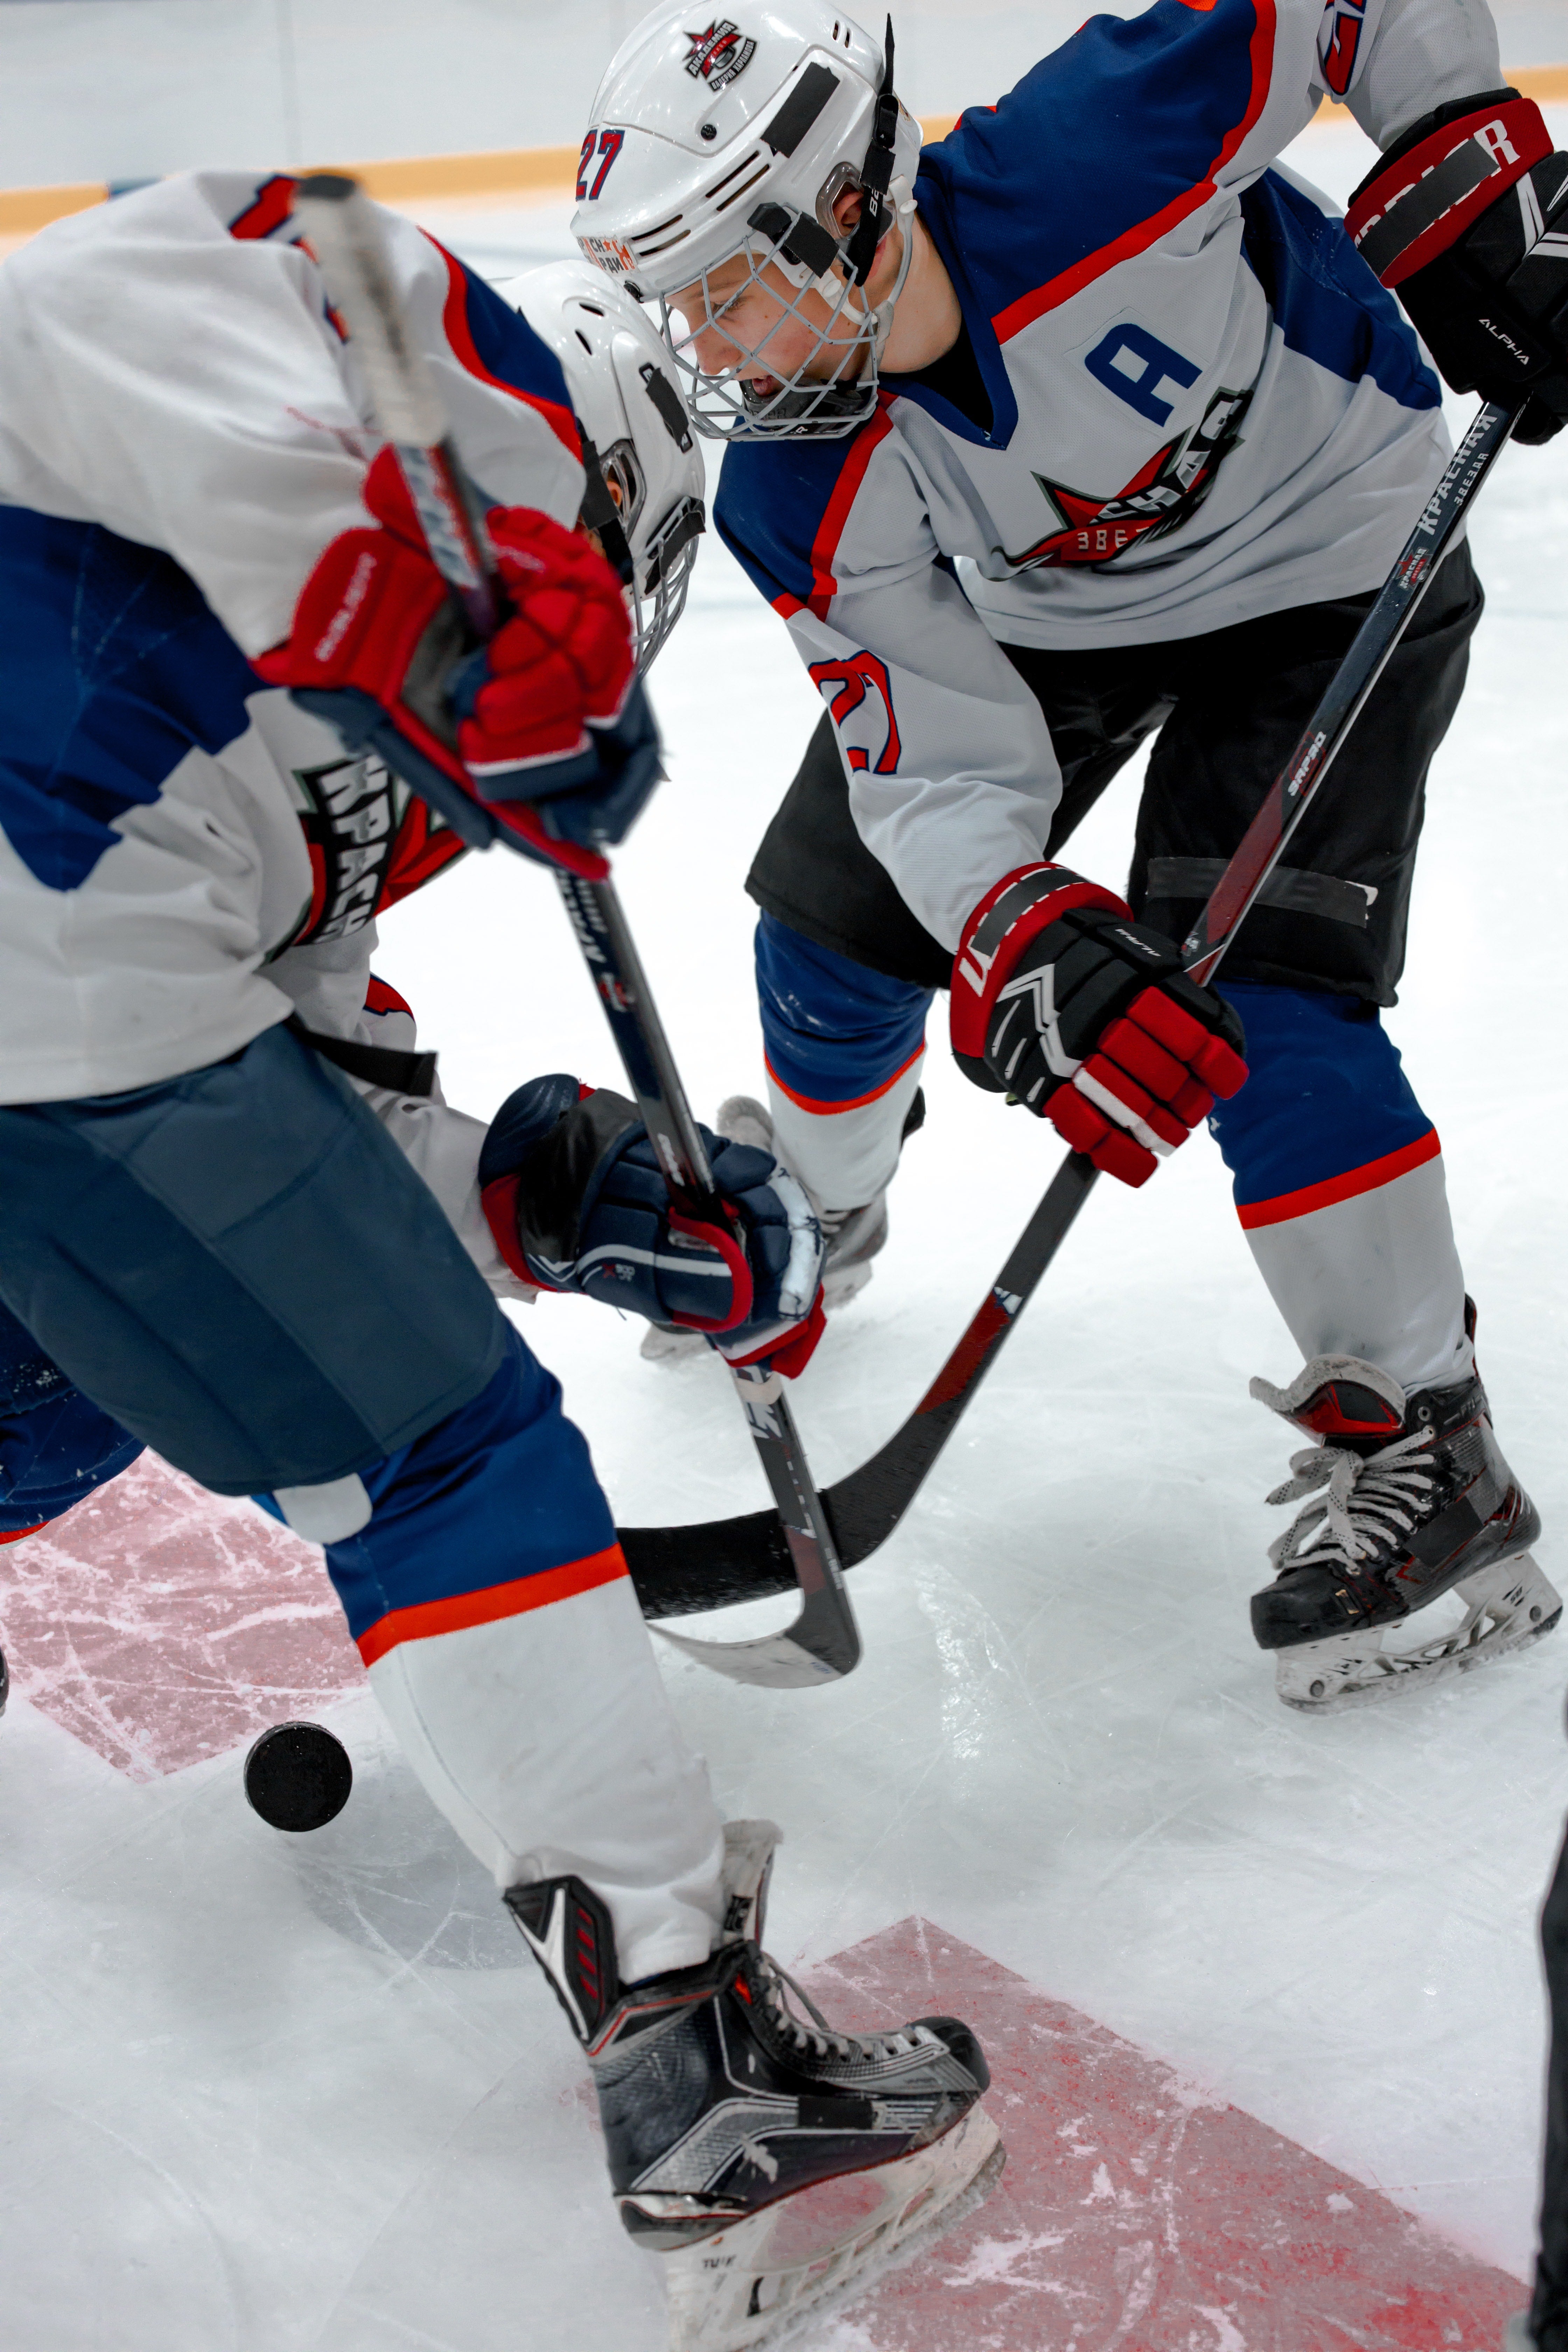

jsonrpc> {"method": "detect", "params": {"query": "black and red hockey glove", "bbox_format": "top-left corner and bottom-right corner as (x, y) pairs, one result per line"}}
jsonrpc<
(255, 446), (658, 876)
(1346, 91), (1568, 444)
(950, 865), (1248, 1187)
(478, 1075), (827, 1378)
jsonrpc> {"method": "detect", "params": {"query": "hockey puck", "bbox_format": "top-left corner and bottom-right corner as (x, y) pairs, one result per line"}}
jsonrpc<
(244, 1721), (352, 1832)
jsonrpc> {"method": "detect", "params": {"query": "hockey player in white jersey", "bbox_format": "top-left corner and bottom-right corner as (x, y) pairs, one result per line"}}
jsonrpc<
(0, 178), (997, 2346)
(573, 0), (1564, 1712)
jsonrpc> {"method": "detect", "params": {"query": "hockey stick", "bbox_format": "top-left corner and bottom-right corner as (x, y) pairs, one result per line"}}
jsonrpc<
(618, 394), (1520, 1619)
(289, 174), (860, 1689)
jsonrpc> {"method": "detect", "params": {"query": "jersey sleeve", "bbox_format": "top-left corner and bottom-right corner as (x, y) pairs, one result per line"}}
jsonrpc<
(267, 930), (534, 1302)
(917, 0), (1504, 349)
(0, 171), (583, 660)
(716, 424), (1066, 955)
(1315, 0), (1504, 146)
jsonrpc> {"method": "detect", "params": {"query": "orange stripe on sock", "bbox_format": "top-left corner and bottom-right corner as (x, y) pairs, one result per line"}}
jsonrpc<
(764, 1043), (924, 1116)
(1236, 1128), (1441, 1231)
(356, 1541), (628, 1668)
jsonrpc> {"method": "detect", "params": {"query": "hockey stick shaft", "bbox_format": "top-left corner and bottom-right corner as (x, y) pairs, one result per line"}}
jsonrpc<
(620, 396), (1518, 1616)
(871, 395), (1520, 1535)
(290, 174), (859, 1682)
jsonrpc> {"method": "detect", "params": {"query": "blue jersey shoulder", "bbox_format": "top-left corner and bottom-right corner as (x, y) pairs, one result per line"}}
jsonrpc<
(917, 0), (1269, 334)
(1239, 170), (1441, 410)
(715, 426), (876, 611)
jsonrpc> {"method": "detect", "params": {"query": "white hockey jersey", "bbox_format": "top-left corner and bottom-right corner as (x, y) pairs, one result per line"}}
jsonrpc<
(0, 172), (586, 1286)
(715, 0), (1505, 953)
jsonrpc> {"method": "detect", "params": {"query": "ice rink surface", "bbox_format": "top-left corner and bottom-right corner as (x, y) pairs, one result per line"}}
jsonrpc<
(4, 109), (1568, 2351)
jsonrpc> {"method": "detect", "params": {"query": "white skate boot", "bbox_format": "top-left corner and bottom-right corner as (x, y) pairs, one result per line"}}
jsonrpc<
(507, 1823), (1002, 2351)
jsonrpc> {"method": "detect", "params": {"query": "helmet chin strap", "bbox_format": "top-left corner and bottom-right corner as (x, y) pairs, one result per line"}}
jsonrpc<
(857, 174), (917, 359)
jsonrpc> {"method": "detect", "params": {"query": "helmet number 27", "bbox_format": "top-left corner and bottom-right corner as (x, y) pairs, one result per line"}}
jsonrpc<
(577, 129), (625, 203)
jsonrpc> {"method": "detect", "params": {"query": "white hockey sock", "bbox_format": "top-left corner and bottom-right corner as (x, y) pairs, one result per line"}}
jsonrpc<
(368, 1573), (725, 1983)
(765, 1052), (924, 1211)
(1243, 1149), (1473, 1392)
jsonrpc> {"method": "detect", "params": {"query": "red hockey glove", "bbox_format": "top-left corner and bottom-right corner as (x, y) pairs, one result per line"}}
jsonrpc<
(255, 447), (654, 876)
(950, 864), (1248, 1187)
(1346, 91), (1568, 443)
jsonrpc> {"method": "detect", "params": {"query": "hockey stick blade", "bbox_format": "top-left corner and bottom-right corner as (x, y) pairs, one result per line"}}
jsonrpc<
(619, 398), (1518, 1622)
(652, 1364), (862, 1684)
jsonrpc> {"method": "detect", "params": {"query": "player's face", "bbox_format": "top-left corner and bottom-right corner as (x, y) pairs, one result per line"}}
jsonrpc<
(670, 254), (868, 395)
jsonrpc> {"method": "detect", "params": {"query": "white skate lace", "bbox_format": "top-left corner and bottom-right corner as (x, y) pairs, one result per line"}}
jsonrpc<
(754, 1952), (925, 2067)
(1266, 1428), (1437, 1573)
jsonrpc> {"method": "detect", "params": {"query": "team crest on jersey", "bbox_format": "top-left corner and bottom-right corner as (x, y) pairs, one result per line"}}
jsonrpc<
(1002, 387), (1252, 570)
(1317, 0), (1367, 97)
(277, 754), (468, 952)
(684, 20), (755, 89)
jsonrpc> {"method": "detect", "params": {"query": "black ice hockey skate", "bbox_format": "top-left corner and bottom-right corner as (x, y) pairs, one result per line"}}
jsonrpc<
(1249, 1343), (1560, 1712)
(505, 1822), (1001, 2352)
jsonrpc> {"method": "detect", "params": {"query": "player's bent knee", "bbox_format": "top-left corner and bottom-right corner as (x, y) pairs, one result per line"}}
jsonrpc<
(313, 1322), (623, 1667)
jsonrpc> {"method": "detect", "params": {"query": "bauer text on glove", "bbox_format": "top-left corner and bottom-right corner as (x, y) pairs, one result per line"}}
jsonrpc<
(253, 443), (660, 874)
(477, 1075), (827, 1377)
(1347, 91), (1568, 444)
(950, 863), (1248, 1187)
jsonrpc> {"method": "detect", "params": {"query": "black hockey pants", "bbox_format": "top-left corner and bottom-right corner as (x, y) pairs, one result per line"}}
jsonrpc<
(747, 545), (1481, 1006)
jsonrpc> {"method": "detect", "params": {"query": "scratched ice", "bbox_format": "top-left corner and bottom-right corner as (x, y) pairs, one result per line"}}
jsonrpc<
(1, 108), (1567, 2351)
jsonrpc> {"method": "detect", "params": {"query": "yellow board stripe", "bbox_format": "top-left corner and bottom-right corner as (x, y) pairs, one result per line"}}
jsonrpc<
(2, 79), (1568, 243)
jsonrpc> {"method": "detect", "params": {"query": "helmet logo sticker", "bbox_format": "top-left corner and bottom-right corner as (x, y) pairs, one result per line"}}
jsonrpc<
(684, 20), (757, 89)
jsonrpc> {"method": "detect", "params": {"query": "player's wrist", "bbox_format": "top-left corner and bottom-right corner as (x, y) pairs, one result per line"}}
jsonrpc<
(951, 863), (1130, 1080)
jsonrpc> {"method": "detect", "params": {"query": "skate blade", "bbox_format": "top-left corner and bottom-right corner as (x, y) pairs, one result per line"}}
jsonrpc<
(1274, 1550), (1562, 1713)
(659, 2104), (1003, 2352)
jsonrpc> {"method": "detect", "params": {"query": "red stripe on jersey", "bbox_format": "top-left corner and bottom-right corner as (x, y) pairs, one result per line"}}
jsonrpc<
(0, 1522), (45, 1545)
(991, 0), (1276, 342)
(764, 1042), (924, 1115)
(804, 397), (896, 618)
(429, 236), (581, 459)
(229, 175), (297, 242)
(356, 1542), (629, 1666)
(773, 591), (807, 619)
(1236, 1127), (1441, 1230)
(364, 975), (413, 1019)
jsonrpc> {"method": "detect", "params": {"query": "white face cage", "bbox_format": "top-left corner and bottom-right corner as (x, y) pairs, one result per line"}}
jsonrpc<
(587, 416), (705, 668)
(569, 356), (706, 671)
(658, 188), (913, 441)
(497, 261), (707, 671)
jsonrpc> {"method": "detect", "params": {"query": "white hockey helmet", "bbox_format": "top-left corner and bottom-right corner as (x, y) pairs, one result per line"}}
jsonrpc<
(497, 259), (707, 670)
(572, 1), (921, 439)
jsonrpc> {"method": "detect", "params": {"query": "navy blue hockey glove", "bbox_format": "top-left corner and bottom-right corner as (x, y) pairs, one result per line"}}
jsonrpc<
(0, 1299), (143, 1540)
(1347, 92), (1568, 443)
(478, 1076), (826, 1376)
